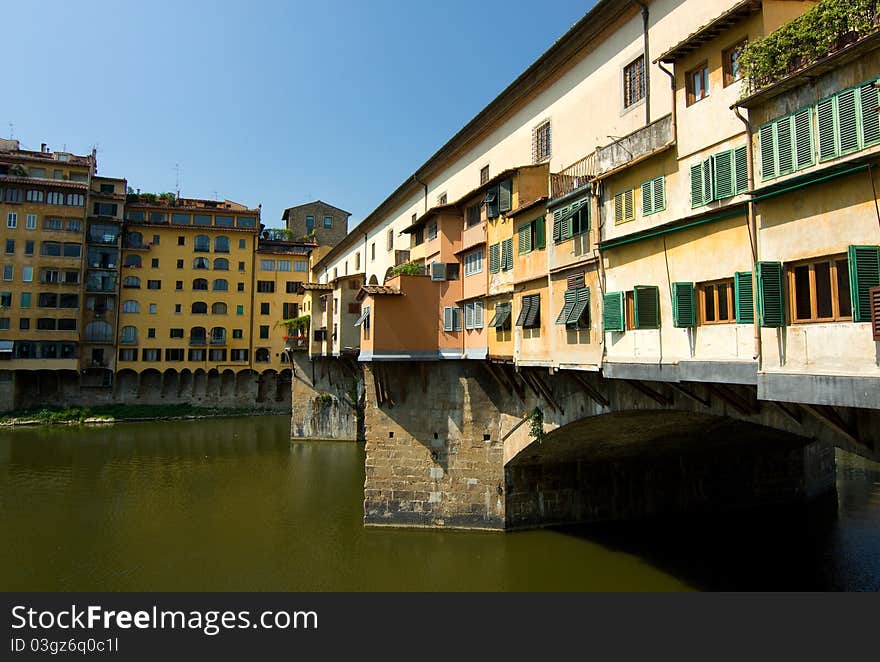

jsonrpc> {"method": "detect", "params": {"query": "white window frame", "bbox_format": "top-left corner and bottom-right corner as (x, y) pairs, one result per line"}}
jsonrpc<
(464, 250), (483, 276)
(22, 266), (33, 282)
(25, 214), (36, 229)
(7, 213), (17, 229)
(260, 259), (275, 271)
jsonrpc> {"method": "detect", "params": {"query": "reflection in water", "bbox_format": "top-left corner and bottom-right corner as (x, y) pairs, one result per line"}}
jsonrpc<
(0, 416), (878, 591)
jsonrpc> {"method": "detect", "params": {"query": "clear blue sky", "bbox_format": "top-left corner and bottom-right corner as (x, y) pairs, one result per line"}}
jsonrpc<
(5, 0), (595, 229)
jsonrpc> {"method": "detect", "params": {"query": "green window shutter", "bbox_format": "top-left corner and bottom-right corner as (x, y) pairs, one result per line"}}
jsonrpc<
(499, 179), (513, 213)
(603, 292), (625, 332)
(793, 108), (814, 171)
(691, 162), (705, 207)
(734, 271), (755, 324)
(817, 97), (838, 161)
(701, 158), (713, 204)
(848, 245), (880, 322)
(489, 243), (500, 273)
(563, 213), (574, 240)
(713, 150), (734, 200)
(838, 87), (860, 155)
(861, 80), (880, 147)
(776, 115), (794, 175)
(633, 285), (660, 329)
(641, 179), (654, 215)
(653, 176), (666, 211)
(759, 124), (776, 180)
(757, 261), (785, 328)
(568, 287), (590, 326)
(518, 223), (532, 255)
(535, 217), (546, 250)
(556, 290), (577, 325)
(672, 282), (695, 328)
(734, 146), (749, 194)
(502, 238), (513, 270)
(552, 208), (564, 243)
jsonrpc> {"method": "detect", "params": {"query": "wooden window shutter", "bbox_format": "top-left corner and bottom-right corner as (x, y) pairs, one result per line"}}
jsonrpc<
(624, 189), (634, 222)
(817, 97), (837, 161)
(465, 303), (475, 330)
(653, 176), (666, 211)
(838, 87), (860, 155)
(713, 150), (735, 200)
(499, 179), (513, 214)
(516, 296), (532, 327)
(567, 272), (585, 290)
(523, 294), (541, 328)
(701, 158), (713, 204)
(442, 307), (453, 332)
(614, 192), (624, 222)
(734, 146), (749, 194)
(672, 282), (695, 328)
(691, 162), (705, 207)
(861, 80), (880, 147)
(502, 238), (513, 270)
(641, 180), (654, 215)
(518, 224), (532, 254)
(556, 290), (578, 325)
(535, 217), (546, 250)
(634, 285), (660, 329)
(776, 116), (794, 176)
(553, 207), (565, 243)
(489, 243), (500, 273)
(848, 245), (880, 323)
(756, 261), (785, 328)
(793, 109), (814, 171)
(734, 271), (755, 324)
(474, 301), (484, 329)
(759, 124), (776, 181)
(454, 307), (463, 332)
(871, 287), (880, 341)
(603, 292), (625, 332)
(568, 287), (590, 326)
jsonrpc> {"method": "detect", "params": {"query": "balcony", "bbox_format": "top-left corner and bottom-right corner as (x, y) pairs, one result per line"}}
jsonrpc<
(595, 114), (674, 177)
(190, 336), (207, 346)
(550, 152), (596, 200)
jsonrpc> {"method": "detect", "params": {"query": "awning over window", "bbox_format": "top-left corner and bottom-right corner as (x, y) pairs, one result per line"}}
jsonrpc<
(354, 306), (370, 327)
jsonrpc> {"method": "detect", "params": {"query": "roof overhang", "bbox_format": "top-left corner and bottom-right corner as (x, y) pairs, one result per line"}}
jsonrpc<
(658, 0), (761, 64)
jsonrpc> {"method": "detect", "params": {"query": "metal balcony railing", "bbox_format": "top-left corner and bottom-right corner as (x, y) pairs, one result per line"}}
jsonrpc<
(550, 152), (596, 200)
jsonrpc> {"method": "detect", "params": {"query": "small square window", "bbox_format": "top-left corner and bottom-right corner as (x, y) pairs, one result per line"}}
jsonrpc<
(148, 328), (156, 338)
(239, 262), (246, 271)
(176, 281), (183, 290)
(174, 304), (182, 313)
(323, 216), (332, 228)
(687, 62), (710, 106)
(239, 239), (246, 249)
(176, 259), (184, 269)
(177, 236), (185, 246)
(233, 329), (243, 339)
(237, 305), (244, 315)
(149, 304), (157, 314)
(261, 302), (270, 315)
(151, 258), (159, 268)
(237, 282), (245, 292)
(480, 165), (490, 185)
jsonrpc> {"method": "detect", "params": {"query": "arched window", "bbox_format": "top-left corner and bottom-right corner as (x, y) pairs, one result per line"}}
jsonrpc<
(124, 254), (142, 268)
(213, 258), (229, 271)
(210, 327), (226, 344)
(123, 276), (141, 288)
(193, 278), (208, 291)
(192, 302), (208, 314)
(122, 300), (140, 313)
(214, 236), (230, 253)
(120, 326), (138, 344)
(212, 279), (228, 291)
(126, 232), (144, 249)
(193, 257), (209, 269)
(84, 320), (113, 342)
(368, 275), (379, 285)
(212, 302), (227, 315)
(194, 235), (210, 252)
(190, 326), (207, 344)
(255, 348), (270, 363)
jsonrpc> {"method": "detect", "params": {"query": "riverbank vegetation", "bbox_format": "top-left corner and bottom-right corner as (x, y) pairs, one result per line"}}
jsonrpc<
(0, 403), (280, 426)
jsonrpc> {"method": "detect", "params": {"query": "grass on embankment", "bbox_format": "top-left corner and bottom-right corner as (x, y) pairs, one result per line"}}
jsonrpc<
(0, 403), (279, 426)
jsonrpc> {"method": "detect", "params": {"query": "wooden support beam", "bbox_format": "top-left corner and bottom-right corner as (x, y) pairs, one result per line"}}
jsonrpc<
(373, 367), (384, 407)
(518, 369), (542, 401)
(420, 362), (428, 394)
(705, 384), (754, 416)
(770, 400), (802, 425)
(482, 361), (510, 395)
(625, 380), (671, 406)
(668, 382), (711, 408)
(803, 404), (863, 447)
(501, 364), (525, 400)
(502, 410), (534, 443)
(529, 370), (562, 415)
(570, 372), (610, 408)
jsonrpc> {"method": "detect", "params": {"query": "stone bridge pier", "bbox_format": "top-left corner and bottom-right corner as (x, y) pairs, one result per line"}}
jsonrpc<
(360, 360), (879, 531)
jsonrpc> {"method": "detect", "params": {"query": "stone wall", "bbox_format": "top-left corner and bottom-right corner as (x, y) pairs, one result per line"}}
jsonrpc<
(362, 361), (512, 530)
(1, 369), (291, 412)
(290, 353), (362, 440)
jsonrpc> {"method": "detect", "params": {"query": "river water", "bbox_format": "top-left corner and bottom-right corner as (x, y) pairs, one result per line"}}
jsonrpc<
(1, 415), (878, 591)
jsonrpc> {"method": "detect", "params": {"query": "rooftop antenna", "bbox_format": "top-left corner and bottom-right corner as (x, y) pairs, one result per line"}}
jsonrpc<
(7, 123), (12, 139)
(212, 190), (219, 201)
(174, 163), (181, 200)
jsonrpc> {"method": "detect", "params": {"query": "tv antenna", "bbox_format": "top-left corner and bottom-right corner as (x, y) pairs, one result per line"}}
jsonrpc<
(174, 163), (181, 198)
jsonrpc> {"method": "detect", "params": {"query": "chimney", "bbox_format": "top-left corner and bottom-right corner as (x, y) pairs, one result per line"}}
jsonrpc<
(41, 143), (47, 153)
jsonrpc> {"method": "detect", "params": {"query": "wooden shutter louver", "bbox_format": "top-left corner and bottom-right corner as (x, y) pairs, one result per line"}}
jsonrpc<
(567, 272), (585, 290)
(535, 217), (546, 250)
(757, 261), (785, 328)
(760, 124), (776, 180)
(489, 244), (500, 273)
(793, 109), (814, 171)
(603, 292), (625, 332)
(870, 287), (880, 341)
(518, 224), (532, 254)
(848, 245), (880, 323)
(817, 97), (837, 161)
(691, 162), (706, 206)
(499, 179), (513, 214)
(838, 88), (860, 155)
(734, 271), (755, 324)
(714, 150), (735, 199)
(430, 262), (447, 281)
(556, 290), (578, 325)
(776, 115), (794, 175)
(672, 282), (696, 328)
(641, 180), (653, 216)
(634, 285), (660, 329)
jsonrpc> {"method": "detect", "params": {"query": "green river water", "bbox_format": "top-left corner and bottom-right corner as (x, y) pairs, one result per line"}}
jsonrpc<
(1, 415), (878, 591)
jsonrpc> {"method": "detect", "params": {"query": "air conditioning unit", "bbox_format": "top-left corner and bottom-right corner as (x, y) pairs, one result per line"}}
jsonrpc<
(430, 262), (447, 281)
